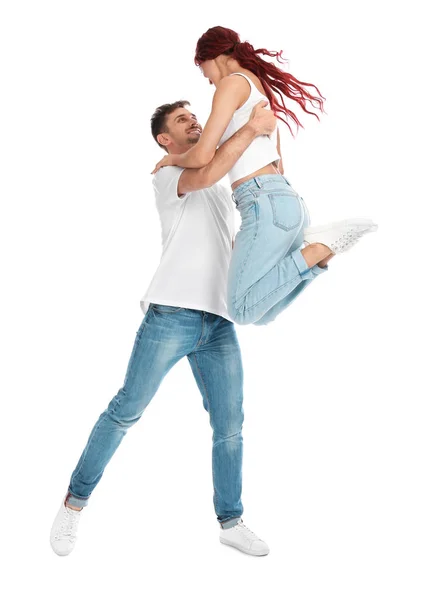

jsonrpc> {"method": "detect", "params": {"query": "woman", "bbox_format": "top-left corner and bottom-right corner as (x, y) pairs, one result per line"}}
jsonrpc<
(152, 26), (377, 326)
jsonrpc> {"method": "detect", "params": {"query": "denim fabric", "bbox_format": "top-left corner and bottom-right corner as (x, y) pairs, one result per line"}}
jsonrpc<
(66, 304), (244, 527)
(228, 174), (327, 325)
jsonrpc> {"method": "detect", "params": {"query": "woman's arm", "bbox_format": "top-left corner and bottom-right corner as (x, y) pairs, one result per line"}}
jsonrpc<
(177, 101), (276, 195)
(175, 76), (246, 168)
(156, 76), (248, 172)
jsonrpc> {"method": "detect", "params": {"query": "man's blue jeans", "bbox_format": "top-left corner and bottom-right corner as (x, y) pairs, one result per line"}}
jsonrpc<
(66, 304), (244, 529)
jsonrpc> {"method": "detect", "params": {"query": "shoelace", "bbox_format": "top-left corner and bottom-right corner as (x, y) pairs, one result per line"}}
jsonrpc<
(333, 229), (364, 252)
(234, 521), (260, 542)
(54, 508), (80, 541)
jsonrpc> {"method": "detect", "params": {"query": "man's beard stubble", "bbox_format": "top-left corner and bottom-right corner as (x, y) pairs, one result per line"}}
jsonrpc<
(187, 134), (200, 145)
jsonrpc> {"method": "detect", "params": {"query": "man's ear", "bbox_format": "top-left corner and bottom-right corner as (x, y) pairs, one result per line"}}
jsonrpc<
(157, 133), (170, 148)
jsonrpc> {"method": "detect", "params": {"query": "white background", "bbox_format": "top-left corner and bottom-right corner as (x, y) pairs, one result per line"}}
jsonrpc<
(1, 1), (427, 598)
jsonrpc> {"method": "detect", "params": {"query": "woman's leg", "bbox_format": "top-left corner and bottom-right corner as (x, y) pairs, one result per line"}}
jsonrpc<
(228, 177), (329, 326)
(253, 263), (327, 326)
(252, 193), (331, 326)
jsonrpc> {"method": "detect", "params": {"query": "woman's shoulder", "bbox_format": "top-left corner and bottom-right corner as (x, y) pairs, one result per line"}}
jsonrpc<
(228, 72), (267, 102)
(214, 74), (252, 109)
(217, 72), (250, 91)
(215, 71), (268, 114)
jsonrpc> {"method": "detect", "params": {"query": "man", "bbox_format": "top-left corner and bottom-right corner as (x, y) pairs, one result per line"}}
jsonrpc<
(50, 98), (277, 557)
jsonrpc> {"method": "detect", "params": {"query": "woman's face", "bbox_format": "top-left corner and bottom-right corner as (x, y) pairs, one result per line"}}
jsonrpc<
(199, 59), (220, 87)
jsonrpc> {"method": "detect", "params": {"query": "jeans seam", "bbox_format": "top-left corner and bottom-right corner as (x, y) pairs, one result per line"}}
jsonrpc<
(234, 188), (257, 201)
(122, 322), (147, 388)
(70, 412), (108, 485)
(240, 236), (305, 314)
(244, 273), (304, 313)
(234, 196), (305, 315)
(233, 180), (257, 199)
(195, 312), (205, 348)
(191, 353), (217, 511)
(234, 201), (259, 304)
(192, 353), (211, 413)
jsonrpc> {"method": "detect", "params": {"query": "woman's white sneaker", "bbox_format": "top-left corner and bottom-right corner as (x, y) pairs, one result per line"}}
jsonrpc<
(303, 218), (378, 254)
(50, 497), (82, 556)
(219, 519), (270, 556)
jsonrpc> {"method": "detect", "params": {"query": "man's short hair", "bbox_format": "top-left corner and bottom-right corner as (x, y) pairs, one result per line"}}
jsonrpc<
(151, 100), (190, 150)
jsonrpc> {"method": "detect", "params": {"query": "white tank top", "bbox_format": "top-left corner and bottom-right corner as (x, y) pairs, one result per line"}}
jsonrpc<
(218, 72), (281, 185)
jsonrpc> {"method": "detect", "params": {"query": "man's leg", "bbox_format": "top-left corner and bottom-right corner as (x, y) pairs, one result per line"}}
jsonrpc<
(187, 314), (244, 528)
(66, 306), (190, 508)
(51, 304), (197, 555)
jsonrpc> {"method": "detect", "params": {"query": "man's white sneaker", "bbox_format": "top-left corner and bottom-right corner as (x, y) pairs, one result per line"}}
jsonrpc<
(50, 497), (82, 556)
(303, 218), (378, 254)
(219, 519), (270, 556)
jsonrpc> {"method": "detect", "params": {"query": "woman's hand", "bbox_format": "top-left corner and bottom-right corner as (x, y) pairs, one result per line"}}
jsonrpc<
(151, 154), (176, 175)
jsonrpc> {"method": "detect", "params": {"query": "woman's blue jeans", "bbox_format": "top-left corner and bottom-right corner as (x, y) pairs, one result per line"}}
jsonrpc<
(66, 304), (244, 529)
(228, 174), (328, 326)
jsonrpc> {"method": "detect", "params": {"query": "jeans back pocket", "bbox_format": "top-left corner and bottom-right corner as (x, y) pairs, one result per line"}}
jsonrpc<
(268, 191), (303, 232)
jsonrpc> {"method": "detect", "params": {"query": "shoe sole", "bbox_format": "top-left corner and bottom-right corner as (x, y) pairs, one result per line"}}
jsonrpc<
(304, 218), (378, 235)
(50, 534), (75, 556)
(220, 537), (270, 556)
(50, 543), (74, 556)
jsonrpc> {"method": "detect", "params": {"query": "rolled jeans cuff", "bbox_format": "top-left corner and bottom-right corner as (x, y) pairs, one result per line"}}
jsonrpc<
(291, 248), (315, 278)
(311, 263), (329, 275)
(66, 489), (89, 509)
(219, 516), (241, 529)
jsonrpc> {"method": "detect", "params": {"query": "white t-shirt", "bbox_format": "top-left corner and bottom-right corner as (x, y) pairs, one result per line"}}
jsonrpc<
(140, 166), (235, 321)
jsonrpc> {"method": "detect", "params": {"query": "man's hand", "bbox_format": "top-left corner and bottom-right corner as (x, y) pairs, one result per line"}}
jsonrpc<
(151, 154), (176, 175)
(249, 100), (277, 136)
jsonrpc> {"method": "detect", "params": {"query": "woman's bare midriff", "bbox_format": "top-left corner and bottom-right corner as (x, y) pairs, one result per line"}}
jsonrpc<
(231, 162), (281, 191)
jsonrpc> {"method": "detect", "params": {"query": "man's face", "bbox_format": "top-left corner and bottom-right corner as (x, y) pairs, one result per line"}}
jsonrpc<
(163, 107), (202, 148)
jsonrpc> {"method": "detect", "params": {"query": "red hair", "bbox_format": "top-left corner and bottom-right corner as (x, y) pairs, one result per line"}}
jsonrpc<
(195, 26), (326, 136)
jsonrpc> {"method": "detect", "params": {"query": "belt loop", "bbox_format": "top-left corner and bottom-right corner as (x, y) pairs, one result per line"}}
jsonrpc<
(254, 177), (262, 189)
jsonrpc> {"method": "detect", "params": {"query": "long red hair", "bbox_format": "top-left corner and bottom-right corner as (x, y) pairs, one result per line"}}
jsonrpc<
(195, 26), (326, 136)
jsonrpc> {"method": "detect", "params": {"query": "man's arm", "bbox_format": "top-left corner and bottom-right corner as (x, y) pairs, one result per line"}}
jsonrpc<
(177, 101), (276, 196)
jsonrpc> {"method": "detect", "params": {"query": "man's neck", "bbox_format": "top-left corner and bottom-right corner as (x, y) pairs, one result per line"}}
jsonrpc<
(168, 145), (192, 155)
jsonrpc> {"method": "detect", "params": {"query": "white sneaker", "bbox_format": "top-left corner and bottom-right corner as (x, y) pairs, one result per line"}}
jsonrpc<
(219, 519), (270, 556)
(50, 497), (82, 556)
(303, 218), (378, 254)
